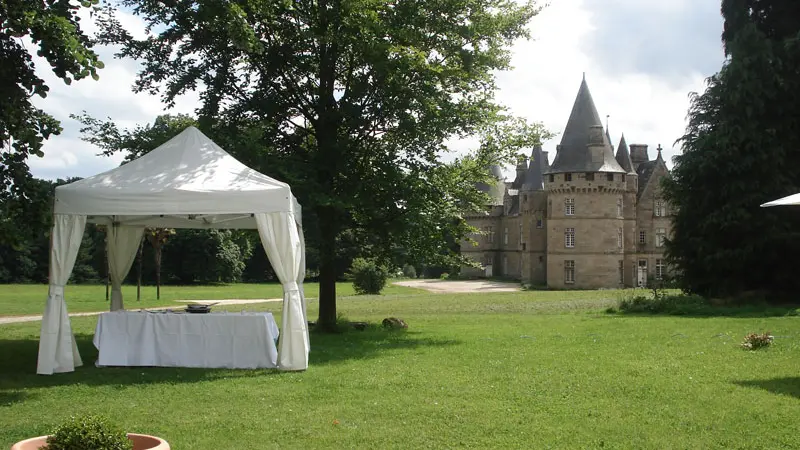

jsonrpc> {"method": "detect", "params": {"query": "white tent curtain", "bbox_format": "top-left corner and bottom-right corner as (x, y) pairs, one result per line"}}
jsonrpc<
(107, 224), (146, 311)
(256, 212), (309, 371)
(296, 223), (308, 344)
(37, 214), (87, 375)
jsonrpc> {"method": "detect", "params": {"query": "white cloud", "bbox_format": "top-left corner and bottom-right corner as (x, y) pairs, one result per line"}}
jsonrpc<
(27, 0), (721, 182)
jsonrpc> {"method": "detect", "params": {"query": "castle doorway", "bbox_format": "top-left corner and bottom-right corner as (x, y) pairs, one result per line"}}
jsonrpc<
(637, 260), (648, 287)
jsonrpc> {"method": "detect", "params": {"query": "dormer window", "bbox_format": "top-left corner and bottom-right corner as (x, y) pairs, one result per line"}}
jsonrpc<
(607, 173), (614, 182)
(565, 173), (573, 182)
(549, 174), (554, 183)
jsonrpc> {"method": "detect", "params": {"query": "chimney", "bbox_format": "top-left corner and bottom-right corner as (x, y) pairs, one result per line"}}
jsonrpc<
(629, 144), (649, 167)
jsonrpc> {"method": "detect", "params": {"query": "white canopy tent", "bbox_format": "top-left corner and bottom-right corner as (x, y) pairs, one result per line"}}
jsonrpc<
(38, 126), (309, 375)
(761, 193), (800, 207)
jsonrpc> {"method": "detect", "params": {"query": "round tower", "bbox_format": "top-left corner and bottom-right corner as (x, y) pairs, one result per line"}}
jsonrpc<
(544, 75), (627, 289)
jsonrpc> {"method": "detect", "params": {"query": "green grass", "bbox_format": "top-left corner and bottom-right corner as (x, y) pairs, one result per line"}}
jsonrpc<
(0, 282), (424, 316)
(1, 288), (799, 449)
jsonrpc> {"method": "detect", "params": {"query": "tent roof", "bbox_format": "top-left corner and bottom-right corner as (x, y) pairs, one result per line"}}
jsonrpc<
(54, 126), (301, 228)
(761, 193), (800, 207)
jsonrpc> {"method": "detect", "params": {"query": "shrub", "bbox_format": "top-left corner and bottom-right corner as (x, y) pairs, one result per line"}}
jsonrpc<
(402, 264), (417, 279)
(741, 332), (773, 350)
(348, 258), (389, 295)
(47, 414), (132, 450)
(440, 272), (450, 280)
(616, 293), (709, 315)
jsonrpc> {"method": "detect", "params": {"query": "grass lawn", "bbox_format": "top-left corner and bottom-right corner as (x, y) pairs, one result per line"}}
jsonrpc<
(1, 287), (799, 449)
(0, 282), (424, 316)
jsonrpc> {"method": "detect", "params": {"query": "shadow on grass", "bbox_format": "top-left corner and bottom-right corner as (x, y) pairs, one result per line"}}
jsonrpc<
(734, 377), (800, 399)
(607, 306), (800, 318)
(0, 327), (459, 396)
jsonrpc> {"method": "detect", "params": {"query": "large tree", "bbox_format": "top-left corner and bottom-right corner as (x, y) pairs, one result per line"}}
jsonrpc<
(663, 0), (800, 298)
(97, 0), (547, 329)
(0, 0), (105, 245)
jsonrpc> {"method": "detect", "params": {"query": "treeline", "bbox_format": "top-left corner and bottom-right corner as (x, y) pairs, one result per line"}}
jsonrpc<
(0, 178), (453, 285)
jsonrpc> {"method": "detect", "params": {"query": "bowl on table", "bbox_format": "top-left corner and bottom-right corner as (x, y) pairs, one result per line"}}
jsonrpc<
(184, 303), (214, 314)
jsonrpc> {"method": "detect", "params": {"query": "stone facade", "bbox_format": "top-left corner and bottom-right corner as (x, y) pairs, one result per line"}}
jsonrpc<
(460, 76), (672, 288)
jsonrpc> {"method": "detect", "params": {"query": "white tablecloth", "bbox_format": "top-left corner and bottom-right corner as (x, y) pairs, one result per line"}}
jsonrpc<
(93, 311), (279, 369)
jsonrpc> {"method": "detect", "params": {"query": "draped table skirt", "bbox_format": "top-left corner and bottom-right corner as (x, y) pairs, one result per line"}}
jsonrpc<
(93, 311), (279, 369)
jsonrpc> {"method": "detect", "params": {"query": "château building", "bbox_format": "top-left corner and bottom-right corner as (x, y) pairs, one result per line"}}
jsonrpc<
(460, 76), (672, 288)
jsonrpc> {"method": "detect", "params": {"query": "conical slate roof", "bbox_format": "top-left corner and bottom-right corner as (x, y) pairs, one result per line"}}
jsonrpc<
(521, 145), (546, 191)
(615, 134), (635, 173)
(548, 76), (626, 174)
(511, 157), (528, 189)
(476, 164), (506, 206)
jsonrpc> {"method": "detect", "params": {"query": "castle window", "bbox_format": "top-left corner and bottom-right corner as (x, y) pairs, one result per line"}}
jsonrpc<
(585, 173), (594, 181)
(655, 200), (665, 217)
(617, 198), (623, 217)
(565, 198), (575, 216)
(522, 243), (526, 251)
(564, 260), (575, 284)
(656, 259), (665, 280)
(504, 227), (509, 245)
(639, 230), (646, 245)
(523, 195), (528, 202)
(536, 217), (543, 228)
(565, 228), (575, 248)
(565, 173), (573, 182)
(539, 255), (544, 263)
(548, 174), (554, 183)
(618, 260), (624, 284)
(519, 222), (523, 245)
(607, 173), (615, 182)
(486, 226), (495, 243)
(656, 228), (666, 247)
(617, 228), (623, 248)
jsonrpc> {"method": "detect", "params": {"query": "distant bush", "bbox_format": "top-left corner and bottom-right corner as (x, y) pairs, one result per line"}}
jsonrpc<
(440, 272), (450, 280)
(615, 293), (709, 315)
(402, 264), (417, 279)
(348, 258), (389, 295)
(47, 414), (132, 450)
(741, 332), (773, 351)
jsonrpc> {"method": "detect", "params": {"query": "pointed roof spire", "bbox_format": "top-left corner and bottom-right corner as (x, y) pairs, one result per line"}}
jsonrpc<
(548, 75), (625, 174)
(615, 134), (634, 173)
(656, 144), (664, 161)
(522, 145), (546, 191)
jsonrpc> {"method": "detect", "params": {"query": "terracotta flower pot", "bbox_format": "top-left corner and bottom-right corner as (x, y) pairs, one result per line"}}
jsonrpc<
(10, 433), (170, 450)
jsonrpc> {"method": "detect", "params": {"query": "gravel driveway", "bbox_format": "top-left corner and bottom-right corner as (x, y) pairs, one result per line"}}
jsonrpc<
(393, 279), (520, 293)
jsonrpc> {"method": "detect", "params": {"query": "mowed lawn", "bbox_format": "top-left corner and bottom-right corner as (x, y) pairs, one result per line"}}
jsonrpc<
(0, 282), (422, 316)
(1, 286), (799, 449)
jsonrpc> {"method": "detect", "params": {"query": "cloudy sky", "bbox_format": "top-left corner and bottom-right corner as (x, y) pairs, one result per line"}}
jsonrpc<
(28, 0), (726, 181)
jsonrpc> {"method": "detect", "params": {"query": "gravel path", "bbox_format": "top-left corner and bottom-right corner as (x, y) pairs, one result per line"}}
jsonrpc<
(393, 279), (520, 293)
(0, 298), (282, 326)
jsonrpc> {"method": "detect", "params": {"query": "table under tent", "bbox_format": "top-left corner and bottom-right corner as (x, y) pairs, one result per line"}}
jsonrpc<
(37, 126), (309, 375)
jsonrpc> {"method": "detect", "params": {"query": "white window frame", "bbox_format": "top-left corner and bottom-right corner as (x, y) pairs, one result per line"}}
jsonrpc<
(617, 228), (623, 248)
(656, 259), (665, 280)
(565, 198), (575, 216)
(617, 198), (623, 217)
(656, 228), (666, 247)
(565, 228), (575, 248)
(655, 200), (665, 217)
(564, 260), (575, 284)
(503, 227), (509, 245)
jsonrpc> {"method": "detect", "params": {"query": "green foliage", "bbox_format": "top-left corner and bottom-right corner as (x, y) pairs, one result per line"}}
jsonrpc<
(95, 0), (550, 328)
(347, 258), (389, 295)
(46, 414), (132, 450)
(614, 293), (710, 315)
(662, 0), (800, 298)
(158, 230), (250, 284)
(402, 264), (417, 279)
(741, 332), (774, 350)
(0, 0), (103, 246)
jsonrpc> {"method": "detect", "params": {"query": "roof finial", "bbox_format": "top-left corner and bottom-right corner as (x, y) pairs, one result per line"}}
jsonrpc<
(582, 72), (586, 81)
(657, 144), (663, 159)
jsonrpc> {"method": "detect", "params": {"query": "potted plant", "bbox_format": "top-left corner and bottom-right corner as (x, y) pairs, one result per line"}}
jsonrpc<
(11, 414), (169, 450)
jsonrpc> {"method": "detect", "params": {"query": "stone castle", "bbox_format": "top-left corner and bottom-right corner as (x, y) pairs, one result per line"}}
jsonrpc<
(460, 76), (671, 289)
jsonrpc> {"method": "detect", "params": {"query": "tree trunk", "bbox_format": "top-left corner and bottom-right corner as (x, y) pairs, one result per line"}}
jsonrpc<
(316, 208), (338, 331)
(136, 237), (143, 301)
